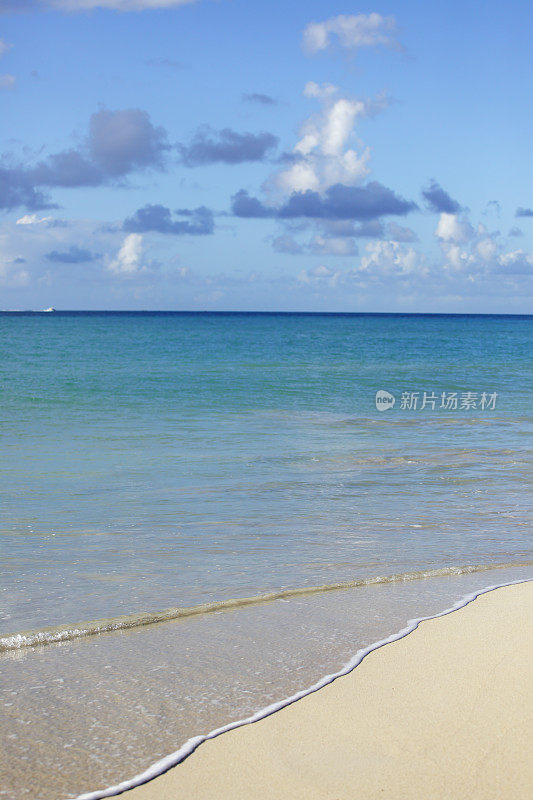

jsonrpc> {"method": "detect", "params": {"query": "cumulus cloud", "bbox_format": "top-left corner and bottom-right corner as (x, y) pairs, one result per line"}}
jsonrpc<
(273, 83), (384, 195)
(45, 245), (101, 263)
(178, 127), (278, 166)
(287, 220), (533, 297)
(444, 240), (533, 277)
(0, 39), (12, 56)
(108, 233), (144, 275)
(232, 182), (417, 221)
(303, 13), (398, 55)
(0, 107), (169, 210)
(434, 212), (533, 278)
(0, 1), (196, 12)
(357, 240), (424, 276)
(516, 207), (533, 217)
(231, 81), (400, 239)
(290, 209), (533, 291)
(271, 214), (530, 287)
(422, 180), (461, 214)
(435, 213), (474, 244)
(123, 204), (214, 235)
(242, 93), (277, 106)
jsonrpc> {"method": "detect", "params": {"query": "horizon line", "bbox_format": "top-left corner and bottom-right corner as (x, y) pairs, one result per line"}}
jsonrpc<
(0, 310), (532, 317)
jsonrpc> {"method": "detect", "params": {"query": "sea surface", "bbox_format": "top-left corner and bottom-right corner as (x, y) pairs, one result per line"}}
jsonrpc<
(0, 312), (531, 799)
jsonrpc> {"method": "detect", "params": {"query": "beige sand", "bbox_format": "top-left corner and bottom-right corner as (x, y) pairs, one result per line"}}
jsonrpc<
(126, 582), (532, 800)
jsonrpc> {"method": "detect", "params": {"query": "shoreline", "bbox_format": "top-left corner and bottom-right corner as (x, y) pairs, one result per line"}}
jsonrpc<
(4, 561), (531, 653)
(74, 578), (532, 800)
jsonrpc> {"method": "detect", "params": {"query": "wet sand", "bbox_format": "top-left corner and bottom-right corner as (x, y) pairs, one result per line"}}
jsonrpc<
(125, 581), (532, 800)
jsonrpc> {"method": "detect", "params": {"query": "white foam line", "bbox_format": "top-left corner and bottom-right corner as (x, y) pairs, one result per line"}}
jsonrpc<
(73, 578), (531, 800)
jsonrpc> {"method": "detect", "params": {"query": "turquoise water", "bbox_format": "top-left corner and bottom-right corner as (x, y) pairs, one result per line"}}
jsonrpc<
(1, 312), (531, 637)
(0, 312), (532, 800)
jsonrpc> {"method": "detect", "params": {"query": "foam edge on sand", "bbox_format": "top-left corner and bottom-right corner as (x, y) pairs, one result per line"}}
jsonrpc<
(73, 577), (531, 800)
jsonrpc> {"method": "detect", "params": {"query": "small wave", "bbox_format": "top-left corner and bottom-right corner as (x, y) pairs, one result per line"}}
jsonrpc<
(74, 578), (531, 800)
(1, 561), (531, 652)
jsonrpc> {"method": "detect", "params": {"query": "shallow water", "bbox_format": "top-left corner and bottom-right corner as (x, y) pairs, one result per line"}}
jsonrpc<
(1, 566), (530, 800)
(0, 312), (531, 799)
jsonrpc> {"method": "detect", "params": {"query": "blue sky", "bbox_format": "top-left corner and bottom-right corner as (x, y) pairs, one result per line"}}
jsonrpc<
(0, 0), (532, 311)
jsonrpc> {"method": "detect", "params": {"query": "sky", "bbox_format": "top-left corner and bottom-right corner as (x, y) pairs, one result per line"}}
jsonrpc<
(0, 0), (532, 312)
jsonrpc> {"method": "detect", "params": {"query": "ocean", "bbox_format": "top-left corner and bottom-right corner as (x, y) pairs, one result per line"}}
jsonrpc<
(0, 312), (531, 799)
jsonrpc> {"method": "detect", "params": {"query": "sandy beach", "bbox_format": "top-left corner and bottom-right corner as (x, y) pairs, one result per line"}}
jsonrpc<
(123, 581), (532, 800)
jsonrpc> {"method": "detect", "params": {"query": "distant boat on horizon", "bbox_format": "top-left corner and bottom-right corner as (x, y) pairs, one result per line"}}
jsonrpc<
(43, 307), (56, 312)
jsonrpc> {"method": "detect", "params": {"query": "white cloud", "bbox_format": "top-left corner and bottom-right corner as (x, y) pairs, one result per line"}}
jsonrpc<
(303, 13), (398, 55)
(16, 214), (54, 225)
(358, 240), (424, 276)
(497, 250), (533, 274)
(0, 40), (12, 58)
(434, 211), (533, 277)
(274, 83), (380, 195)
(435, 213), (474, 244)
(0, 74), (16, 89)
(108, 233), (144, 274)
